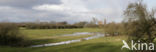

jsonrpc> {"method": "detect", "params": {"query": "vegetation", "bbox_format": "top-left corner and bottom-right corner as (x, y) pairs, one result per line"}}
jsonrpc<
(0, 23), (30, 47)
(102, 1), (156, 52)
(18, 19), (99, 29)
(21, 28), (101, 45)
(0, 35), (128, 52)
(103, 22), (125, 36)
(124, 1), (156, 52)
(1, 0), (156, 52)
(85, 18), (99, 28)
(21, 28), (101, 38)
(20, 22), (83, 29)
(124, 1), (156, 41)
(0, 21), (101, 47)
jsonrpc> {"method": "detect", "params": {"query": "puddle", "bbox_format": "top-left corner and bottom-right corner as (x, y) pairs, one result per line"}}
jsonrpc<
(31, 32), (105, 47)
(62, 32), (93, 36)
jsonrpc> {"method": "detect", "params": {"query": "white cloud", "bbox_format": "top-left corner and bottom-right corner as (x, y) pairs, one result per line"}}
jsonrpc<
(33, 0), (89, 12)
(33, 0), (119, 23)
(33, 4), (65, 11)
(0, 6), (13, 10)
(0, 0), (139, 23)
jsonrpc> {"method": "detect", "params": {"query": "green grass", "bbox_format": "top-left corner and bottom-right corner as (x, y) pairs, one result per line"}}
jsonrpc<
(0, 28), (129, 52)
(21, 28), (101, 39)
(0, 35), (128, 52)
(31, 35), (93, 45)
(20, 28), (101, 45)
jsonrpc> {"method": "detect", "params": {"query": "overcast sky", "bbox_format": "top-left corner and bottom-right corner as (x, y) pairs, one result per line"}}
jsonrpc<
(0, 0), (155, 23)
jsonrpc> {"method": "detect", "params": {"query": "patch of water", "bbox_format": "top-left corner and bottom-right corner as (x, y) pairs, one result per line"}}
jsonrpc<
(62, 32), (93, 36)
(31, 32), (105, 47)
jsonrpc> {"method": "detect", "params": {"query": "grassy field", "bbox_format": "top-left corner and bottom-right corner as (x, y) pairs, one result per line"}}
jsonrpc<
(21, 28), (102, 39)
(21, 28), (102, 44)
(0, 35), (128, 52)
(0, 28), (129, 52)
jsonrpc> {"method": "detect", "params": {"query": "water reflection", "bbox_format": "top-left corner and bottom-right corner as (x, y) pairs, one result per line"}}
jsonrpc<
(31, 32), (105, 47)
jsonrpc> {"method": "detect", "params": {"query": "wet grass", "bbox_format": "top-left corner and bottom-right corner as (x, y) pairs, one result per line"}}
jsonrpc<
(21, 28), (101, 39)
(0, 28), (130, 52)
(20, 28), (101, 45)
(0, 35), (129, 52)
(31, 35), (92, 45)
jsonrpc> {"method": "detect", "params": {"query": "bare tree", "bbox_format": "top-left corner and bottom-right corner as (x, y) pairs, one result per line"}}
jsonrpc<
(124, 1), (156, 52)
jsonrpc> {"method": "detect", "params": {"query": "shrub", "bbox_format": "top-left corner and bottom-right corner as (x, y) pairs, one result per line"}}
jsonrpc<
(0, 23), (30, 47)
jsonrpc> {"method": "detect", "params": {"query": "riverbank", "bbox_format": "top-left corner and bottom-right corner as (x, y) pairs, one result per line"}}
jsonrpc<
(0, 35), (128, 52)
(21, 28), (101, 45)
(0, 28), (129, 52)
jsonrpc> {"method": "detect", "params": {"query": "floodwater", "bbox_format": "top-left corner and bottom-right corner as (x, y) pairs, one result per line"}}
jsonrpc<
(62, 32), (93, 36)
(31, 32), (105, 47)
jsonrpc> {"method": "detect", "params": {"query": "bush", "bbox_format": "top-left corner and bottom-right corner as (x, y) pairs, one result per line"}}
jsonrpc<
(24, 23), (83, 29)
(0, 23), (30, 47)
(103, 22), (125, 36)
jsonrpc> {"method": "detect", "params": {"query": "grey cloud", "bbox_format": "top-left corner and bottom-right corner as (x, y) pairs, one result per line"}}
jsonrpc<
(0, 0), (61, 8)
(0, 6), (71, 22)
(0, 0), (143, 23)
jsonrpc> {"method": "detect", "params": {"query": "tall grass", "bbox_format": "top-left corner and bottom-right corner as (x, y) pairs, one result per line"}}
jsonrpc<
(0, 23), (30, 47)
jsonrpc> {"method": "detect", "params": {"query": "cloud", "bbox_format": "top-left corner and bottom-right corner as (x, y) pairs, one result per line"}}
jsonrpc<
(0, 0), (146, 23)
(33, 4), (62, 11)
(0, 0), (61, 8)
(32, 0), (130, 23)
(33, 0), (89, 12)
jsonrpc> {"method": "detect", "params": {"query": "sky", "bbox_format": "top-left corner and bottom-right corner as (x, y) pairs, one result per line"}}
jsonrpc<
(0, 0), (155, 24)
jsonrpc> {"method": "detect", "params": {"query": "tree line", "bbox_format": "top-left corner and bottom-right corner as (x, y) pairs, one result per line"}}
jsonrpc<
(103, 1), (156, 52)
(15, 19), (100, 29)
